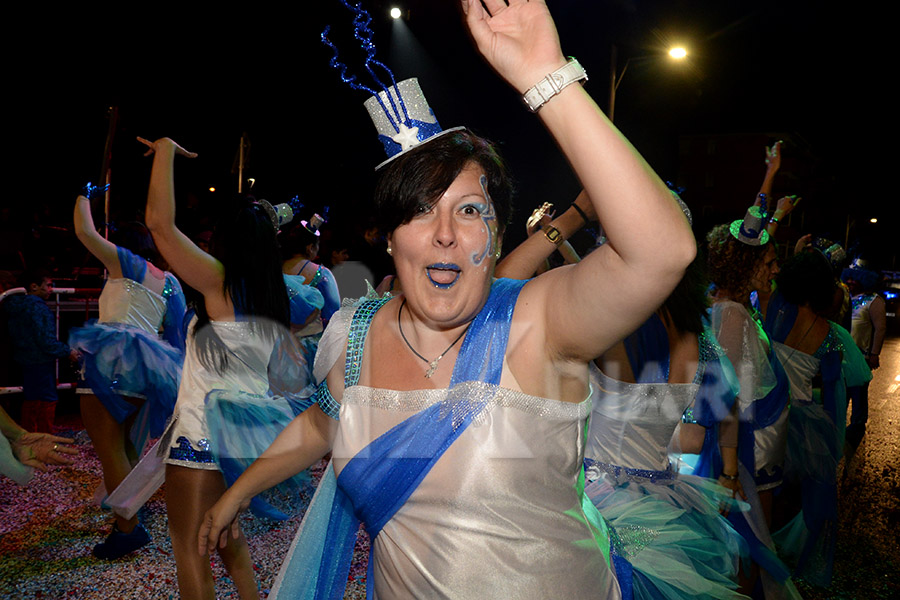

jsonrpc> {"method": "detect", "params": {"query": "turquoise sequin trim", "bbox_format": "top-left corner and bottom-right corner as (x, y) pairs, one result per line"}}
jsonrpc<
(313, 381), (341, 420)
(344, 296), (391, 388)
(310, 265), (325, 287)
(813, 324), (844, 360)
(162, 276), (176, 298)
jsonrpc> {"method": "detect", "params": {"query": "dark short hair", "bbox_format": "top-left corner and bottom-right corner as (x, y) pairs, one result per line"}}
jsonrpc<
(373, 130), (513, 236)
(18, 268), (51, 290)
(777, 250), (837, 313)
(279, 220), (320, 260)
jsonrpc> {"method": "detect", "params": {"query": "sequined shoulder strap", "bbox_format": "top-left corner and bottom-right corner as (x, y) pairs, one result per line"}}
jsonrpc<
(813, 323), (844, 360)
(344, 296), (391, 388)
(310, 264), (325, 287)
(694, 328), (724, 384)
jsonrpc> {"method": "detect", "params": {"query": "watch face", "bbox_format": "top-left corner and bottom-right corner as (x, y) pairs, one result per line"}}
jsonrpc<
(544, 226), (563, 245)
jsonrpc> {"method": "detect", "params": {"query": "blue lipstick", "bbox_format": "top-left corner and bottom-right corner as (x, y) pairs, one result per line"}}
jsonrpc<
(426, 263), (461, 289)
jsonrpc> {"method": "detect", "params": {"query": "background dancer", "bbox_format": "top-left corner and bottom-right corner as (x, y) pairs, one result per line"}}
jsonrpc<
(764, 250), (871, 587)
(497, 192), (749, 600)
(706, 205), (799, 598)
(142, 136), (320, 599)
(69, 184), (186, 559)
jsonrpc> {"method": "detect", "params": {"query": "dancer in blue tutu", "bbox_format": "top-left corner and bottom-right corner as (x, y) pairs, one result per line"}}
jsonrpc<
(497, 193), (749, 600)
(763, 249), (871, 587)
(141, 136), (323, 600)
(706, 207), (802, 599)
(69, 183), (187, 559)
(281, 212), (341, 326)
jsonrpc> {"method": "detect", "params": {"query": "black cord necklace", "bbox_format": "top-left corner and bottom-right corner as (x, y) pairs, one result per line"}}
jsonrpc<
(398, 299), (470, 378)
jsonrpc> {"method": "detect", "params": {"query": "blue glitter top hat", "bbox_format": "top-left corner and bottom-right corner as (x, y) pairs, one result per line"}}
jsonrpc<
(257, 195), (302, 232)
(808, 237), (847, 272)
(322, 0), (464, 170)
(364, 78), (465, 170)
(730, 195), (772, 246)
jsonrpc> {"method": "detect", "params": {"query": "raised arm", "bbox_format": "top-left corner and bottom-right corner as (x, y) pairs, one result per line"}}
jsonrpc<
(753, 142), (801, 237)
(465, 0), (695, 361)
(140, 137), (224, 297)
(755, 141), (781, 209)
(73, 184), (121, 277)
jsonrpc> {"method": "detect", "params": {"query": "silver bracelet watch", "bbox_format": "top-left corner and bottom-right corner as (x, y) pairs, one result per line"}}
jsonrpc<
(522, 57), (588, 113)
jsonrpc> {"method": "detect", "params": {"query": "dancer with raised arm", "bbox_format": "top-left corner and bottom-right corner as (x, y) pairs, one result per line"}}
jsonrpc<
(200, 2), (695, 597)
(142, 137), (317, 599)
(69, 183), (186, 559)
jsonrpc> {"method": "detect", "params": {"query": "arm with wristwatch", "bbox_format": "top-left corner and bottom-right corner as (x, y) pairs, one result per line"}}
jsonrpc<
(495, 190), (595, 279)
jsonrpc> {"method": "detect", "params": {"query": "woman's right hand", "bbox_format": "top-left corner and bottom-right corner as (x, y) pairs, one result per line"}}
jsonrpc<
(198, 491), (250, 556)
(765, 140), (782, 172)
(13, 433), (78, 470)
(137, 137), (197, 159)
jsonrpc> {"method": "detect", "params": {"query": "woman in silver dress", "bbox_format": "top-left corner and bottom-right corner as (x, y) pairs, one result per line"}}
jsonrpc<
(200, 2), (696, 597)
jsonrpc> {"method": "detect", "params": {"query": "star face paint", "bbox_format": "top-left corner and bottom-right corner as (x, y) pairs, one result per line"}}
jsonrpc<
(469, 174), (498, 267)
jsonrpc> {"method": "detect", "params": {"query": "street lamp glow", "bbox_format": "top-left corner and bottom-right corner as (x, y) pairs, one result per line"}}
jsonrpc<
(870, 218), (878, 223)
(669, 47), (687, 59)
(390, 7), (402, 19)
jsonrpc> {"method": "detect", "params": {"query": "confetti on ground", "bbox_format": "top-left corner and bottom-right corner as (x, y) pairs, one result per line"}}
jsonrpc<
(1, 418), (368, 599)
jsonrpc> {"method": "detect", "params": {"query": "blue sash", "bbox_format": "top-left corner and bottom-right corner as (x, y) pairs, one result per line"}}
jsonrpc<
(273, 278), (526, 599)
(687, 328), (740, 480)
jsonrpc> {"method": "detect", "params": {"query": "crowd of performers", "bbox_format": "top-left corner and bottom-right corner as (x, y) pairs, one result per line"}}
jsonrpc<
(1, 1), (887, 599)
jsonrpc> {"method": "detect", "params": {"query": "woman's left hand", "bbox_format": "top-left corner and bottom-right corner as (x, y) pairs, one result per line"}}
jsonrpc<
(462, 0), (567, 92)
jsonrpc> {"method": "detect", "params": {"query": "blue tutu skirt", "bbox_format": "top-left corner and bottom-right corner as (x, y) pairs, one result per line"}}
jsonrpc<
(205, 389), (315, 520)
(585, 463), (749, 600)
(69, 321), (182, 442)
(772, 401), (839, 587)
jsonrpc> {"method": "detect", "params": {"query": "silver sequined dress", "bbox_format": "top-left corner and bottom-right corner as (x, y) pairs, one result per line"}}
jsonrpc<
(323, 301), (621, 600)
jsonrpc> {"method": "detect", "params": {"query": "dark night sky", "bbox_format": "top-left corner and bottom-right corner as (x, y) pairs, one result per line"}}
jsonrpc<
(10, 0), (894, 267)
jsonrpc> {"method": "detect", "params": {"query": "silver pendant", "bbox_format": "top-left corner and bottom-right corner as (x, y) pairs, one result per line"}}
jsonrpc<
(425, 359), (439, 378)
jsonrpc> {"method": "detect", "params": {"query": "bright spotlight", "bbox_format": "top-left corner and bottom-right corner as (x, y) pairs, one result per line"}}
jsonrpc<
(390, 7), (402, 19)
(669, 47), (687, 59)
(870, 218), (878, 223)
(209, 187), (216, 193)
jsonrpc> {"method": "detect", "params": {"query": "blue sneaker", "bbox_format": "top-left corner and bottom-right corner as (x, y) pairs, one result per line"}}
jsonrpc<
(92, 523), (150, 559)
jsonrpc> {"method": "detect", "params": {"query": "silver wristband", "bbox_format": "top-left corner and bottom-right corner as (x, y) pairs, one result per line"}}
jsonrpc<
(522, 57), (588, 112)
